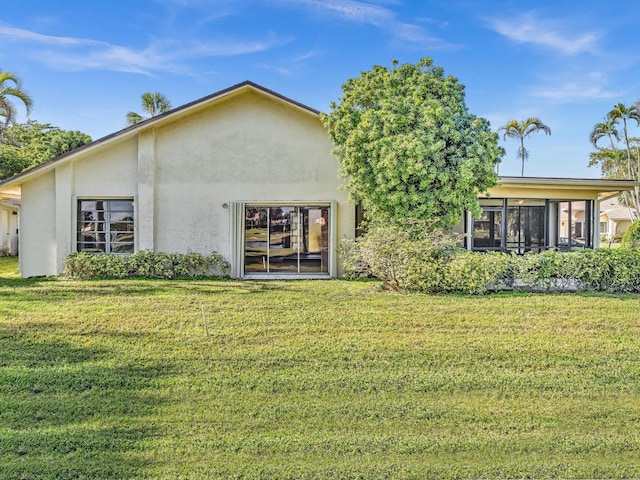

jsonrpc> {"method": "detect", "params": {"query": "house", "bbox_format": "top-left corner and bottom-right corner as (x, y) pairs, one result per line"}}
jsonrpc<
(599, 197), (637, 242)
(0, 81), (638, 278)
(0, 198), (19, 255)
(462, 176), (638, 253)
(0, 81), (355, 278)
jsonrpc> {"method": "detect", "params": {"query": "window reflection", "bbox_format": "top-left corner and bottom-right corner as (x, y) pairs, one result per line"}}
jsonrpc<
(244, 205), (329, 274)
(77, 199), (134, 253)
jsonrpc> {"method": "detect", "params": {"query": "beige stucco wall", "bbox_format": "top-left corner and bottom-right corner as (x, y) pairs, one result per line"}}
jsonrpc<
(152, 90), (350, 264)
(20, 172), (57, 277)
(15, 87), (354, 277)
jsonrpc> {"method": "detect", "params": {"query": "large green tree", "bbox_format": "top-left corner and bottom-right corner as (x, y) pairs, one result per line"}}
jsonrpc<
(126, 92), (172, 126)
(0, 120), (91, 179)
(0, 71), (33, 143)
(498, 118), (551, 177)
(321, 58), (503, 231)
(589, 103), (640, 215)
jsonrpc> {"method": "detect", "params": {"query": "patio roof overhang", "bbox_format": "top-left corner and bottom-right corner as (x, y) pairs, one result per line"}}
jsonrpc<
(483, 177), (640, 201)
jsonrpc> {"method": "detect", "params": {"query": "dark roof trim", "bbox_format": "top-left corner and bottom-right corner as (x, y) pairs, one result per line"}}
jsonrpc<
(0, 81), (321, 189)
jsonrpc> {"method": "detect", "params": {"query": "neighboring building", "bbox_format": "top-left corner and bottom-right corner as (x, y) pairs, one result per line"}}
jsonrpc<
(463, 177), (638, 254)
(599, 197), (637, 242)
(0, 198), (19, 256)
(0, 81), (355, 278)
(0, 82), (638, 277)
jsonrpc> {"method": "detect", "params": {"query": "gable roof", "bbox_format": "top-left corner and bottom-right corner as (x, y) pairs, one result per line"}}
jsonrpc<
(0, 81), (321, 197)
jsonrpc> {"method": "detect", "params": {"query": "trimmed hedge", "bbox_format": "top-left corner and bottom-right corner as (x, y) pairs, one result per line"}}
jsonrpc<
(622, 220), (640, 248)
(64, 250), (229, 280)
(342, 227), (640, 294)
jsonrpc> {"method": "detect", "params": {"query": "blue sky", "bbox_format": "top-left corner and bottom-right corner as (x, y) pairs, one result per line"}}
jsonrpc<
(1, 0), (639, 178)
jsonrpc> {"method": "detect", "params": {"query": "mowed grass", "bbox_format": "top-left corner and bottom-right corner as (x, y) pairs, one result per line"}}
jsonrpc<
(1, 256), (639, 479)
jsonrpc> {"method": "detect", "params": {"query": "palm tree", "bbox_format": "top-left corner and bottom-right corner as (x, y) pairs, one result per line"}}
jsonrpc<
(607, 103), (640, 212)
(126, 92), (172, 126)
(0, 71), (33, 143)
(590, 117), (619, 150)
(498, 118), (551, 176)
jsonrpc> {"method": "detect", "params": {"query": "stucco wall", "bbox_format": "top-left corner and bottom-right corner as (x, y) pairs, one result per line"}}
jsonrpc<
(14, 87), (354, 277)
(20, 172), (57, 277)
(152, 90), (351, 267)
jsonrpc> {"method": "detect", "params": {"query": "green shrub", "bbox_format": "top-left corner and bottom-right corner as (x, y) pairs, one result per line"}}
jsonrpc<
(514, 250), (578, 292)
(442, 250), (512, 294)
(64, 250), (229, 280)
(340, 222), (457, 292)
(64, 252), (128, 280)
(621, 220), (640, 248)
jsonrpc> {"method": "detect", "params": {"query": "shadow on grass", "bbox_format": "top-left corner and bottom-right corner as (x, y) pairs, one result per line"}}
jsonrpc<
(0, 328), (169, 478)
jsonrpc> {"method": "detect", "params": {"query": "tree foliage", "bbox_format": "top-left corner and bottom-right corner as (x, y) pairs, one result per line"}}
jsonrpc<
(589, 103), (640, 215)
(498, 117), (551, 176)
(321, 58), (502, 230)
(0, 70), (33, 143)
(0, 120), (91, 179)
(127, 92), (172, 126)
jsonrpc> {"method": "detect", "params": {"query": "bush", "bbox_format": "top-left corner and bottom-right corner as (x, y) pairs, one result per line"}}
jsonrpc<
(64, 250), (229, 280)
(515, 250), (578, 292)
(342, 225), (640, 293)
(442, 250), (512, 294)
(64, 252), (128, 280)
(340, 222), (458, 292)
(621, 221), (640, 248)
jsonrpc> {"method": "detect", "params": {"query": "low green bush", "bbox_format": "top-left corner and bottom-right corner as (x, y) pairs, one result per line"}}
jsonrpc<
(64, 250), (229, 280)
(340, 222), (457, 292)
(342, 226), (640, 293)
(442, 250), (512, 294)
(621, 220), (640, 248)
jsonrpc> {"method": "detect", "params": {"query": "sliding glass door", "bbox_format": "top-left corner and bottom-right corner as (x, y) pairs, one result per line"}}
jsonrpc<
(244, 205), (329, 275)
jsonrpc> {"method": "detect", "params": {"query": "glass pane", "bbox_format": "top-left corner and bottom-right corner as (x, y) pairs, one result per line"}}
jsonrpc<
(507, 206), (545, 254)
(77, 242), (106, 253)
(558, 201), (586, 250)
(300, 207), (329, 273)
(269, 207), (298, 273)
(244, 207), (268, 272)
(110, 243), (134, 254)
(109, 200), (134, 212)
(473, 209), (502, 251)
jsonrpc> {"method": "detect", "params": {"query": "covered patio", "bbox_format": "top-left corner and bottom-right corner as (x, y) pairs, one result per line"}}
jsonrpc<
(463, 177), (639, 253)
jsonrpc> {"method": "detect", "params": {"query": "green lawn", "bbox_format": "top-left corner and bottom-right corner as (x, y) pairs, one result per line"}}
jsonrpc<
(1, 256), (639, 478)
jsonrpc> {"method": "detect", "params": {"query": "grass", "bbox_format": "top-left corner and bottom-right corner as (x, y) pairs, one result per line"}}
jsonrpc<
(1, 256), (639, 478)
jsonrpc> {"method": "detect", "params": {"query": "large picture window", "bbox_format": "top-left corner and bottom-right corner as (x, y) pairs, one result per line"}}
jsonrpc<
(77, 199), (134, 253)
(244, 205), (329, 275)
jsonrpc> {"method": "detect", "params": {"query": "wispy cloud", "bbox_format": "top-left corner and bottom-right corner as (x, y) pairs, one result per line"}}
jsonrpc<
(486, 12), (601, 55)
(0, 24), (287, 75)
(277, 0), (458, 49)
(529, 82), (618, 102)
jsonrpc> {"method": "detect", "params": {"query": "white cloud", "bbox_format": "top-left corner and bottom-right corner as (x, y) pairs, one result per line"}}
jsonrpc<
(529, 82), (618, 101)
(277, 0), (457, 49)
(0, 24), (287, 75)
(486, 12), (601, 55)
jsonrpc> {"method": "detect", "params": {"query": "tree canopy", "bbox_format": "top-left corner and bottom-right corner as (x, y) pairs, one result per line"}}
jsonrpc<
(127, 92), (172, 126)
(498, 118), (551, 177)
(321, 58), (503, 230)
(0, 70), (33, 143)
(0, 120), (91, 179)
(589, 103), (640, 215)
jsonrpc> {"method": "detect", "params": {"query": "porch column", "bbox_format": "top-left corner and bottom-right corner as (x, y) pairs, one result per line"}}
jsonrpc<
(137, 130), (156, 251)
(593, 198), (601, 248)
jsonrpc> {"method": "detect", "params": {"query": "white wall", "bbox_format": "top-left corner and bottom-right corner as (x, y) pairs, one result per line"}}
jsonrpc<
(20, 172), (57, 277)
(16, 87), (354, 277)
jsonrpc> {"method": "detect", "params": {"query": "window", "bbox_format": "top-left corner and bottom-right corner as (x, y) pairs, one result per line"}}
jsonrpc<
(77, 199), (134, 253)
(600, 221), (609, 234)
(244, 205), (329, 274)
